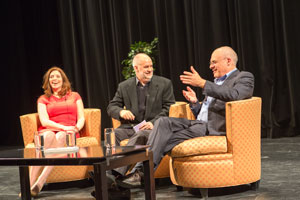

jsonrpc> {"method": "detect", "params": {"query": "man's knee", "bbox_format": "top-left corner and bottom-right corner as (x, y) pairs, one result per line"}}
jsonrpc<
(130, 131), (149, 145)
(136, 130), (150, 137)
(114, 128), (122, 137)
(155, 116), (170, 126)
(114, 129), (124, 143)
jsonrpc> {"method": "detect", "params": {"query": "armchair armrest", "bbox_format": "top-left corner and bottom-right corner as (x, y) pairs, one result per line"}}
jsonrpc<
(169, 102), (188, 118)
(169, 101), (195, 120)
(225, 97), (262, 178)
(112, 118), (121, 129)
(80, 108), (101, 144)
(225, 97), (261, 153)
(20, 113), (40, 147)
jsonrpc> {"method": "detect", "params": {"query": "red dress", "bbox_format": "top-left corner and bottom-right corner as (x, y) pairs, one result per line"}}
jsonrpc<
(37, 92), (82, 135)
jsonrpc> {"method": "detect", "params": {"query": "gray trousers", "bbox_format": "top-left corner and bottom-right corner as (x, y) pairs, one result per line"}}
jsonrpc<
(114, 128), (151, 146)
(147, 117), (207, 170)
(114, 128), (151, 175)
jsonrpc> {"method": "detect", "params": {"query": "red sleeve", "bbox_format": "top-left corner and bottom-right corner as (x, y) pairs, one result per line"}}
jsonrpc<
(72, 92), (82, 101)
(37, 95), (49, 104)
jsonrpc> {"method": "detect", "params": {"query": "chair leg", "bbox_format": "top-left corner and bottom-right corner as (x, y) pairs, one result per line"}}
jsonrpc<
(155, 178), (160, 186)
(176, 186), (183, 191)
(200, 188), (208, 199)
(250, 180), (260, 190)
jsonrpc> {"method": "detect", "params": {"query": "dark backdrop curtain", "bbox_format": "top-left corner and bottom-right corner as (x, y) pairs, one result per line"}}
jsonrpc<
(1, 0), (299, 146)
(2, 0), (63, 145)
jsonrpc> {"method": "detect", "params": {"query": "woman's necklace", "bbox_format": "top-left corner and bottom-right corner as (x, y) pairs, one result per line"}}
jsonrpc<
(53, 94), (61, 98)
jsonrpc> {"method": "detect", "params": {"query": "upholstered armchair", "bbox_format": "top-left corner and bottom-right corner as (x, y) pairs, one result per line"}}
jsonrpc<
(112, 102), (188, 178)
(19, 108), (101, 183)
(169, 97), (262, 198)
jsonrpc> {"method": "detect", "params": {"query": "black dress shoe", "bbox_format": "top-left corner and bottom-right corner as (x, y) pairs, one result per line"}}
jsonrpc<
(91, 170), (130, 199)
(91, 187), (131, 200)
(88, 170), (117, 189)
(116, 170), (144, 189)
(88, 171), (95, 183)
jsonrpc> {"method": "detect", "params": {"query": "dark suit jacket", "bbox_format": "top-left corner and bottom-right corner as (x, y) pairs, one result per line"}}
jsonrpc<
(190, 70), (254, 136)
(107, 75), (175, 128)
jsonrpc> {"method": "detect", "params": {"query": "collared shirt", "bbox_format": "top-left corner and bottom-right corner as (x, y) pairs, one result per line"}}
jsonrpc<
(196, 68), (237, 122)
(136, 78), (151, 122)
(135, 77), (152, 86)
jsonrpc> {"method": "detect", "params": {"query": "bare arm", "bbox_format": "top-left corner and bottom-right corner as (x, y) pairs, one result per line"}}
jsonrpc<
(75, 99), (85, 131)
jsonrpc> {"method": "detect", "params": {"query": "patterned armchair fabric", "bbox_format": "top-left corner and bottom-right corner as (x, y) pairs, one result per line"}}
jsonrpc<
(112, 101), (187, 178)
(19, 108), (101, 183)
(169, 97), (262, 191)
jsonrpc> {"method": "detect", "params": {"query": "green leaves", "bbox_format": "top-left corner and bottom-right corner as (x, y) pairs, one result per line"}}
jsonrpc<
(121, 37), (159, 79)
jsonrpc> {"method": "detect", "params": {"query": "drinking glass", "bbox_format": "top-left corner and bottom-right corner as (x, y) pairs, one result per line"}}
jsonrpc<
(66, 131), (77, 147)
(104, 128), (115, 148)
(34, 131), (44, 150)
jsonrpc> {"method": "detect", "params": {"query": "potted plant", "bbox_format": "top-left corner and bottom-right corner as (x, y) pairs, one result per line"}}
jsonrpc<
(121, 37), (159, 79)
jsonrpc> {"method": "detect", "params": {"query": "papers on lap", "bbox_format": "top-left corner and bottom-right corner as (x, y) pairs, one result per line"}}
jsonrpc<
(133, 120), (146, 133)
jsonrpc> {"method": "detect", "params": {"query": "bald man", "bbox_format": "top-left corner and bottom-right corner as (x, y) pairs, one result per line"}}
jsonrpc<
(118, 46), (254, 188)
(107, 53), (175, 175)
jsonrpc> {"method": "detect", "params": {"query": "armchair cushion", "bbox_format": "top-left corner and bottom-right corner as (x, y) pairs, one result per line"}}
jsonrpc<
(171, 136), (227, 158)
(76, 136), (99, 147)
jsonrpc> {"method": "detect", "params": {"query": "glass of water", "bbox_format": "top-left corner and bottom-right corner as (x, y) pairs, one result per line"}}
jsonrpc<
(34, 131), (44, 150)
(104, 128), (115, 148)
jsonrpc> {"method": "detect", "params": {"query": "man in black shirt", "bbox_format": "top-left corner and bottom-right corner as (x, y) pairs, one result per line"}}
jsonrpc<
(107, 53), (175, 177)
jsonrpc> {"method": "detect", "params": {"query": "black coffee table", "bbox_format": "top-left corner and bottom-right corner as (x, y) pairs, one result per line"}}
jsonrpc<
(0, 145), (155, 200)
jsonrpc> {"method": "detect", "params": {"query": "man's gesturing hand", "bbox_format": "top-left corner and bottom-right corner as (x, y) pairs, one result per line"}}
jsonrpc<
(182, 86), (198, 103)
(180, 66), (206, 88)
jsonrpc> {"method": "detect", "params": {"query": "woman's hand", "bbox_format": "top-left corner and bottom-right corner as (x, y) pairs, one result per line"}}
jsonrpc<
(62, 126), (77, 132)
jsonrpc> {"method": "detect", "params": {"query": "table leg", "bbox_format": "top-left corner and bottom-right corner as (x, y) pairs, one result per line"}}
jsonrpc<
(19, 166), (31, 200)
(93, 162), (108, 200)
(143, 151), (156, 200)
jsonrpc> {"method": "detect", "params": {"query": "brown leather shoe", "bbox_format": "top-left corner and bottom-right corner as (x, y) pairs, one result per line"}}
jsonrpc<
(18, 190), (39, 198)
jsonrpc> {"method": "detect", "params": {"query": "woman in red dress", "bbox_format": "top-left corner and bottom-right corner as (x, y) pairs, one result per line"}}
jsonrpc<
(30, 66), (85, 196)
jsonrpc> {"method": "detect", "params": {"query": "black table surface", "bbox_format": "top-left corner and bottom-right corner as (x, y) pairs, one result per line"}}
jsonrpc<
(0, 145), (149, 166)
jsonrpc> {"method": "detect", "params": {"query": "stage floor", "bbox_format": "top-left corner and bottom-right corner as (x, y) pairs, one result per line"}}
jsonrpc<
(0, 136), (299, 200)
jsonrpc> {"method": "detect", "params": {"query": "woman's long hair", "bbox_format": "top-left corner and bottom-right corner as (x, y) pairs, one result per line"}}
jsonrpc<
(42, 66), (72, 98)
